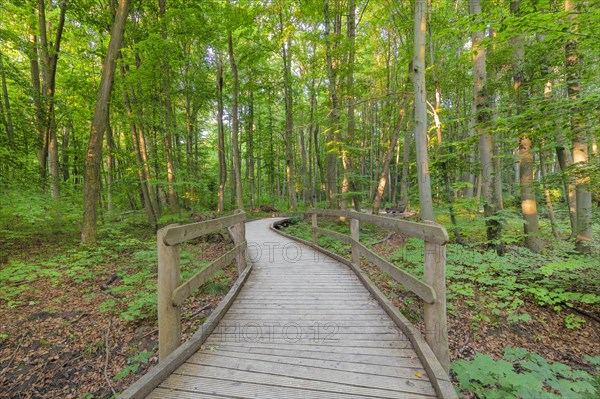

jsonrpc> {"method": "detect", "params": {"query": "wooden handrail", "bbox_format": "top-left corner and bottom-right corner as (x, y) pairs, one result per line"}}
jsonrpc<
(308, 208), (450, 373)
(157, 211), (247, 361)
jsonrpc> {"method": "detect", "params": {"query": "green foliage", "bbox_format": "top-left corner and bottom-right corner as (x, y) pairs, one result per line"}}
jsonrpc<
(113, 350), (154, 381)
(452, 348), (598, 399)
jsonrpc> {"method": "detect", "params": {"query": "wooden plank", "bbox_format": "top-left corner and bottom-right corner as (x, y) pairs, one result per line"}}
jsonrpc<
(163, 212), (246, 245)
(199, 344), (423, 367)
(200, 341), (419, 358)
(356, 241), (436, 304)
(348, 211), (449, 245)
(117, 263), (253, 399)
(172, 242), (246, 306)
(157, 226), (181, 361)
(206, 338), (413, 349)
(185, 355), (431, 386)
(174, 363), (437, 397)
(307, 209), (449, 244)
(159, 375), (433, 399)
(188, 350), (428, 379)
(313, 226), (354, 244)
(423, 239), (450, 373)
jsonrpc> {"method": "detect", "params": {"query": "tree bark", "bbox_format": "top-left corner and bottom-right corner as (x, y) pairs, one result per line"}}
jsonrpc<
(373, 95), (409, 214)
(341, 0), (360, 211)
(413, 0), (435, 222)
(565, 0), (592, 253)
(0, 53), (14, 148)
(81, 0), (130, 245)
(158, 0), (179, 215)
(216, 54), (227, 213)
(324, 0), (339, 209)
(228, 31), (244, 210)
(279, 8), (297, 211)
(512, 0), (542, 252)
(37, 0), (66, 199)
(470, 0), (502, 251)
(248, 92), (256, 210)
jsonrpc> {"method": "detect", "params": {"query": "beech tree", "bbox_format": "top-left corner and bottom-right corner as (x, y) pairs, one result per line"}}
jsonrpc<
(81, 0), (130, 245)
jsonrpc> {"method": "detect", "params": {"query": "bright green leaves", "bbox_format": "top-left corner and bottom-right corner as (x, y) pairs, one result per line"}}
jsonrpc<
(452, 348), (598, 399)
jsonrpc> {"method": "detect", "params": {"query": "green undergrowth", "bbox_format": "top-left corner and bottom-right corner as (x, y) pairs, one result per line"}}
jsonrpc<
(283, 217), (599, 329)
(0, 210), (231, 323)
(452, 348), (599, 398)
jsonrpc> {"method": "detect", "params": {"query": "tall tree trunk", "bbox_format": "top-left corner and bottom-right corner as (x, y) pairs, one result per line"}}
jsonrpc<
(279, 8), (297, 211)
(540, 150), (559, 238)
(38, 0), (66, 200)
(565, 0), (592, 253)
(470, 0), (502, 251)
(512, 0), (541, 252)
(158, 0), (179, 215)
(341, 0), (360, 211)
(216, 54), (227, 213)
(399, 131), (411, 209)
(29, 30), (46, 180)
(248, 92), (256, 210)
(81, 0), (130, 245)
(106, 121), (115, 214)
(413, 0), (434, 222)
(323, 0), (339, 209)
(299, 128), (309, 206)
(373, 95), (409, 214)
(228, 31), (243, 210)
(0, 53), (14, 148)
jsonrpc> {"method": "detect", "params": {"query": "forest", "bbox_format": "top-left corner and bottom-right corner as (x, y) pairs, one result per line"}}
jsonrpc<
(0, 0), (599, 398)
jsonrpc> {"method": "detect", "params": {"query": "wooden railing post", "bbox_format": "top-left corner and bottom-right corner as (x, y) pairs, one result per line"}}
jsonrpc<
(423, 238), (450, 373)
(230, 210), (246, 274)
(311, 210), (318, 245)
(350, 216), (360, 265)
(157, 225), (181, 361)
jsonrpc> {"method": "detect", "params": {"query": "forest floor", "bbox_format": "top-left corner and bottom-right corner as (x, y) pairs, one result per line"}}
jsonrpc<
(0, 213), (238, 399)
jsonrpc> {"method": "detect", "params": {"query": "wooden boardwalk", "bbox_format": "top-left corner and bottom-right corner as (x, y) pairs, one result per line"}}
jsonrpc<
(123, 218), (455, 399)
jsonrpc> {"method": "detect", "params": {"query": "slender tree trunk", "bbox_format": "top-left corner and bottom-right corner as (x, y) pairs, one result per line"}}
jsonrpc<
(0, 53), (14, 148)
(299, 128), (309, 206)
(279, 9), (297, 211)
(216, 55), (227, 213)
(540, 150), (559, 238)
(565, 0), (592, 253)
(341, 0), (360, 211)
(37, 0), (66, 200)
(248, 92), (255, 210)
(158, 0), (179, 215)
(61, 125), (69, 182)
(228, 32), (243, 210)
(413, 0), (434, 222)
(324, 0), (339, 209)
(471, 0), (502, 251)
(106, 121), (115, 214)
(82, 0), (130, 245)
(399, 131), (411, 209)
(512, 0), (541, 252)
(373, 96), (409, 214)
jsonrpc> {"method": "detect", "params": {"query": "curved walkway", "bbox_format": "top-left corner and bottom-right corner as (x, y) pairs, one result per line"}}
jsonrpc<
(146, 218), (440, 398)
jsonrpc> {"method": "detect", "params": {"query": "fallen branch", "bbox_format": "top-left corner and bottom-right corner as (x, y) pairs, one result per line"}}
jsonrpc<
(104, 319), (116, 397)
(189, 303), (213, 320)
(369, 232), (394, 246)
(0, 332), (27, 377)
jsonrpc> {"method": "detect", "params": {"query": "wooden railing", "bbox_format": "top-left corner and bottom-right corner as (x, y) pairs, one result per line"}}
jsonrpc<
(157, 211), (247, 360)
(307, 208), (450, 372)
